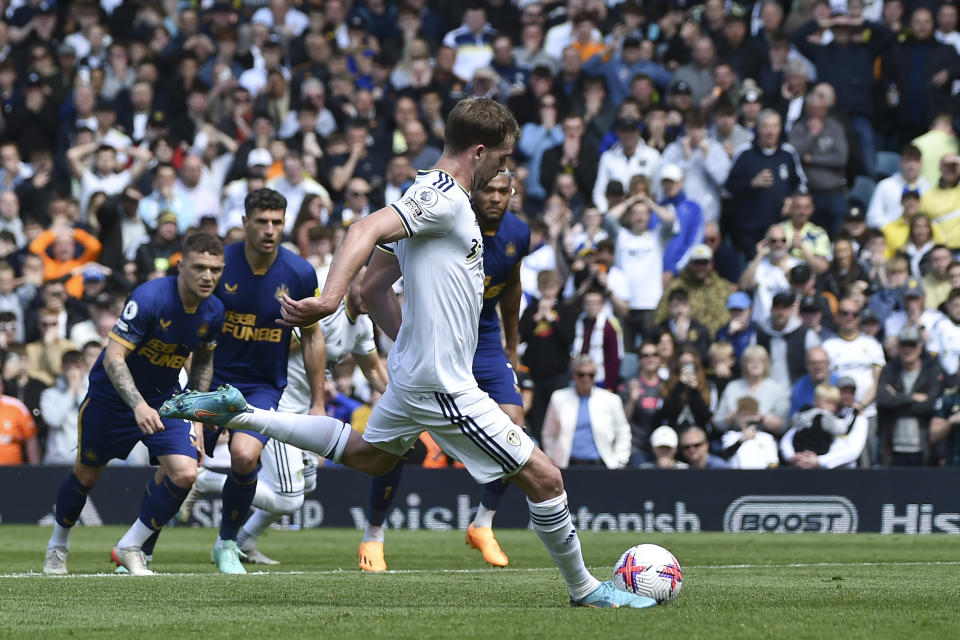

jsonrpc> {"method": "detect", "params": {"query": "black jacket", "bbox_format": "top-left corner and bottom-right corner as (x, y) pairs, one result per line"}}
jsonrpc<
(876, 356), (945, 464)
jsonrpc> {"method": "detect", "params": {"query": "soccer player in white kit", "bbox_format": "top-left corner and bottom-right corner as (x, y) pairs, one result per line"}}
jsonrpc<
(163, 98), (656, 608)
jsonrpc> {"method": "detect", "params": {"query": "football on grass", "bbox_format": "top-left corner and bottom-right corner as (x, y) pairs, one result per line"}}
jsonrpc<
(612, 544), (683, 604)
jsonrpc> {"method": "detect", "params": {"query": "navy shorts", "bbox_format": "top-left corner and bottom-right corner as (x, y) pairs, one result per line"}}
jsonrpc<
(473, 350), (523, 407)
(77, 395), (198, 467)
(203, 385), (282, 454)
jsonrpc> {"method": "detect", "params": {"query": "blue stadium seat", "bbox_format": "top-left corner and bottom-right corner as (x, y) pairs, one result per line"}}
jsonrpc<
(875, 151), (900, 180)
(849, 176), (877, 207)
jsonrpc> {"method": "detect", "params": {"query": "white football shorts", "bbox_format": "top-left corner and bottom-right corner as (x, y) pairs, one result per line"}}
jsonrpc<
(363, 385), (534, 484)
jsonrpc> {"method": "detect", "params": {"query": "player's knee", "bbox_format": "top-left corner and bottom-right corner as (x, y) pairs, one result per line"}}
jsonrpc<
(167, 465), (198, 488)
(71, 462), (103, 488)
(230, 448), (261, 472)
(537, 463), (564, 498)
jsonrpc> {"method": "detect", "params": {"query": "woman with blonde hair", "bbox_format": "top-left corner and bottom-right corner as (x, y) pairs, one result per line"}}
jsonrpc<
(714, 345), (790, 434)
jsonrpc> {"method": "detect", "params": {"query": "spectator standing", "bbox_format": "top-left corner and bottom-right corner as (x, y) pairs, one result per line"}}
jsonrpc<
(40, 350), (87, 465)
(658, 163), (704, 277)
(919, 155), (960, 249)
(28, 224), (102, 299)
(777, 192), (830, 275)
(539, 113), (598, 201)
(866, 145), (929, 230)
(928, 288), (960, 377)
(25, 307), (78, 387)
(725, 110), (806, 258)
(66, 142), (151, 216)
(931, 375), (960, 466)
(911, 114), (959, 186)
(541, 356), (631, 469)
(716, 291), (759, 360)
(517, 95), (564, 204)
(876, 326), (944, 466)
(757, 291), (822, 388)
(882, 279), (943, 354)
(660, 109), (731, 224)
(922, 246), (955, 310)
(790, 10), (895, 178)
(655, 288), (711, 363)
(571, 288), (622, 392)
(739, 225), (798, 326)
(654, 244), (736, 336)
(582, 36), (672, 107)
(443, 5), (497, 83)
(592, 116), (661, 212)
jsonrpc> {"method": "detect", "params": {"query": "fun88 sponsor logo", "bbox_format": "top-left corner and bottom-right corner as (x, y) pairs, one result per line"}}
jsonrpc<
(723, 496), (859, 533)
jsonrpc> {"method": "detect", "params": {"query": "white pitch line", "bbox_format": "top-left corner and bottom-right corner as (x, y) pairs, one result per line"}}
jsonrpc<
(3, 560), (959, 579)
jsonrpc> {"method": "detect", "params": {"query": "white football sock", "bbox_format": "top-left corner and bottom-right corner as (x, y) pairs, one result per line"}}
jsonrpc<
(472, 504), (495, 529)
(238, 509), (281, 549)
(362, 524), (385, 544)
(47, 523), (71, 549)
(528, 492), (599, 600)
(116, 518), (155, 549)
(229, 408), (352, 463)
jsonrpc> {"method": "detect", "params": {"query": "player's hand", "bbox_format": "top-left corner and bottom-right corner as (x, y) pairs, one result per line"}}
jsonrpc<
(277, 293), (330, 327)
(134, 402), (165, 435)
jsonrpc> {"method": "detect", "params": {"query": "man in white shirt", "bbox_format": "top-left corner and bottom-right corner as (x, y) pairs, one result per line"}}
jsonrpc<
(739, 225), (799, 325)
(66, 141), (151, 214)
(592, 117), (661, 212)
(176, 155), (220, 226)
(266, 152), (331, 233)
(866, 144), (930, 229)
(929, 289), (960, 375)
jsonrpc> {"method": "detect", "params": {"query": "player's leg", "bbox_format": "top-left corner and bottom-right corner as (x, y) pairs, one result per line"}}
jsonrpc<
(114, 469), (163, 573)
(358, 460), (405, 572)
(44, 460), (105, 574)
(160, 385), (399, 474)
(236, 439), (309, 564)
(113, 452), (198, 575)
(430, 388), (655, 608)
(214, 431), (264, 574)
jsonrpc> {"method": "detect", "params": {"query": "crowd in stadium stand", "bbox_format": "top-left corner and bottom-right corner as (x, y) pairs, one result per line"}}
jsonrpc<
(0, 0), (958, 470)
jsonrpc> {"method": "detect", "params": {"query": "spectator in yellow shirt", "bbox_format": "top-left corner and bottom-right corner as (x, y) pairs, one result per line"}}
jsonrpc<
(919, 155), (960, 249)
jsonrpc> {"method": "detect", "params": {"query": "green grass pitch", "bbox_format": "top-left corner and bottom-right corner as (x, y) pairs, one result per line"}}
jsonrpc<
(1, 525), (957, 639)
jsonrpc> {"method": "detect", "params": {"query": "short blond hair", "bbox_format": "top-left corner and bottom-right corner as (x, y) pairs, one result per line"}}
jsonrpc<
(741, 344), (771, 378)
(814, 384), (840, 405)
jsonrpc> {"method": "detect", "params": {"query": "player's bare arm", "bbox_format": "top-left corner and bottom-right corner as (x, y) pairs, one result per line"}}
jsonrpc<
(360, 248), (403, 341)
(279, 208), (407, 327)
(103, 338), (164, 435)
(499, 267), (523, 369)
(187, 344), (215, 392)
(357, 352), (388, 394)
(300, 323), (327, 415)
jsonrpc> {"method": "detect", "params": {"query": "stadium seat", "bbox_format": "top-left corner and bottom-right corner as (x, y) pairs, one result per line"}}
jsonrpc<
(875, 151), (900, 180)
(849, 176), (877, 208)
(619, 352), (639, 380)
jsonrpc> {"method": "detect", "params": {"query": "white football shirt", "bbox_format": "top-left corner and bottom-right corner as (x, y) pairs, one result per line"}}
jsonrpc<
(384, 169), (484, 393)
(822, 333), (886, 413)
(928, 316), (960, 375)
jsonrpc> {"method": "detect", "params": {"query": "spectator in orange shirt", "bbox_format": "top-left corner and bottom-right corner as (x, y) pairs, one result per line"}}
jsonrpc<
(28, 224), (103, 298)
(0, 377), (40, 465)
(570, 12), (605, 62)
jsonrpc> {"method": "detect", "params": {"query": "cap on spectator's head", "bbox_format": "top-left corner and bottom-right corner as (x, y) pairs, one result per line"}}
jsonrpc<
(673, 81), (693, 95)
(689, 243), (713, 262)
(904, 278), (924, 298)
(247, 148), (273, 168)
(650, 426), (678, 449)
(82, 267), (105, 282)
(726, 5), (748, 23)
(898, 325), (921, 344)
(36, 0), (56, 14)
(741, 88), (762, 104)
(577, 244), (597, 258)
(901, 186), (921, 200)
(772, 291), (795, 307)
(837, 376), (857, 389)
(846, 202), (866, 222)
(615, 116), (640, 130)
(57, 42), (76, 57)
(660, 163), (684, 182)
(211, 1), (235, 11)
(622, 36), (642, 49)
(25, 72), (44, 88)
(348, 14), (367, 30)
(860, 307), (879, 324)
(605, 180), (625, 196)
(790, 263), (813, 284)
(251, 12), (272, 26)
(157, 211), (178, 226)
(799, 294), (820, 312)
(832, 6), (851, 18)
(726, 291), (751, 310)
